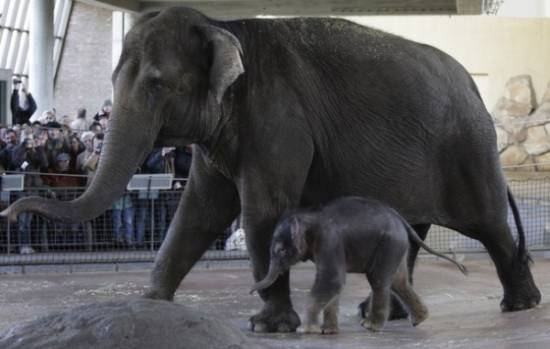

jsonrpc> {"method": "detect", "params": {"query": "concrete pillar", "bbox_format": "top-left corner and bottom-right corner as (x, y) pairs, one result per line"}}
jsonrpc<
(112, 12), (124, 72)
(29, 0), (55, 116)
(123, 12), (137, 35)
(112, 12), (137, 72)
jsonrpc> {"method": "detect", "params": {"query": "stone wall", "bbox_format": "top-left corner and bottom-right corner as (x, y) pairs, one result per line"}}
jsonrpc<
(494, 76), (550, 170)
(54, 2), (112, 122)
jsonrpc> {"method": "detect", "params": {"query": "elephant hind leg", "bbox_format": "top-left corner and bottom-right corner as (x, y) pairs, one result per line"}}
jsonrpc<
(460, 222), (541, 312)
(358, 223), (430, 321)
(390, 259), (428, 326)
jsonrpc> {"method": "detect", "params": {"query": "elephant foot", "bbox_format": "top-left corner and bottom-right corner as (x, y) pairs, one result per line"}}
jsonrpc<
(143, 288), (174, 301)
(410, 308), (429, 327)
(500, 283), (541, 312)
(500, 261), (541, 312)
(360, 318), (383, 332)
(358, 294), (408, 320)
(249, 304), (301, 333)
(302, 324), (321, 334)
(321, 325), (339, 335)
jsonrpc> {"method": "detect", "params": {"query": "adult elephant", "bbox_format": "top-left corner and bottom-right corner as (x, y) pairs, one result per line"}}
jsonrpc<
(1, 8), (541, 332)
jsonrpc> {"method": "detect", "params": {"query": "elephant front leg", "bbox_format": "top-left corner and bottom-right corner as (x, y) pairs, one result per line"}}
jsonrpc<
(246, 216), (301, 333)
(145, 155), (239, 301)
(321, 296), (340, 334)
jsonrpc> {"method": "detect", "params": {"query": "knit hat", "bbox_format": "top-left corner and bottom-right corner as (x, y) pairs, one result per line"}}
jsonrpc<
(56, 153), (70, 162)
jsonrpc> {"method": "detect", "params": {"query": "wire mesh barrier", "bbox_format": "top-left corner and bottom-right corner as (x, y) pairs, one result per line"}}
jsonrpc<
(0, 172), (549, 266)
(425, 173), (550, 254)
(0, 187), (247, 266)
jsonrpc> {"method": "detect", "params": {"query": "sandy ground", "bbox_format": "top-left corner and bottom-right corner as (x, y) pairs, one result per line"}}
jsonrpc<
(0, 258), (549, 349)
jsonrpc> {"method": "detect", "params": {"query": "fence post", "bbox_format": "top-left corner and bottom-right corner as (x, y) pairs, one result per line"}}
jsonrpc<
(6, 193), (11, 255)
(150, 196), (155, 252)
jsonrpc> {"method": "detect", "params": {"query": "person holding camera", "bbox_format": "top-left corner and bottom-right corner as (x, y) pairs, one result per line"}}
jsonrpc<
(10, 136), (49, 254)
(10, 78), (37, 126)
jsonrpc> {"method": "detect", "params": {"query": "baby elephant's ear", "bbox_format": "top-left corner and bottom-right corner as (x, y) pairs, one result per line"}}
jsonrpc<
(290, 216), (308, 253)
(197, 25), (244, 103)
(290, 216), (301, 236)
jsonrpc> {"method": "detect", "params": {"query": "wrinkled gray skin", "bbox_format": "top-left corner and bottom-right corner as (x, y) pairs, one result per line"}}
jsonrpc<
(1, 7), (541, 333)
(251, 197), (467, 333)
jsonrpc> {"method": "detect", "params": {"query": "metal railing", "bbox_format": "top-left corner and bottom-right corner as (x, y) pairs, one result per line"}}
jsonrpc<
(1, 172), (550, 266)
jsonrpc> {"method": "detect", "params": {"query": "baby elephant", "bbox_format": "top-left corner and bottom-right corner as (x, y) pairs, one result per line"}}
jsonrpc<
(251, 197), (467, 334)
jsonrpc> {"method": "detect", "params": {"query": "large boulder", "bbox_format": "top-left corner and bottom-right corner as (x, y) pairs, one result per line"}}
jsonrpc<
(541, 81), (550, 105)
(492, 75), (536, 119)
(499, 144), (529, 168)
(0, 299), (263, 349)
(523, 125), (550, 156)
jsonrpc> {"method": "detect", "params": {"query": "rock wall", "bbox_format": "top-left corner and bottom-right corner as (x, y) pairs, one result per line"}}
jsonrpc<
(493, 76), (550, 171)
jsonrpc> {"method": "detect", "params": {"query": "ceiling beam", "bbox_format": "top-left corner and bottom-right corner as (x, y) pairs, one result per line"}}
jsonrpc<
(81, 0), (485, 18)
(76, 0), (140, 13)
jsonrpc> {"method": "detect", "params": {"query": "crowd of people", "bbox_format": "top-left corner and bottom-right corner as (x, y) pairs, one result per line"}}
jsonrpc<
(0, 78), (193, 254)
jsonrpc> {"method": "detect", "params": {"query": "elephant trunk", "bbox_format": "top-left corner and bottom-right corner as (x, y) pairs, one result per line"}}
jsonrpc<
(0, 108), (155, 224)
(249, 263), (282, 295)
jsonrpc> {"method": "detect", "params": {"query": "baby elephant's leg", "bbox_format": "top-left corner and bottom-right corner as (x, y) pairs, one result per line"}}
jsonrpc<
(304, 267), (344, 333)
(391, 259), (429, 326)
(305, 292), (341, 333)
(304, 294), (325, 333)
(321, 296), (340, 334)
(361, 284), (391, 332)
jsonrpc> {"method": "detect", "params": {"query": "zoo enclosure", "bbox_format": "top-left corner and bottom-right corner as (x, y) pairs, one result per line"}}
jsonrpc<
(1, 171), (550, 266)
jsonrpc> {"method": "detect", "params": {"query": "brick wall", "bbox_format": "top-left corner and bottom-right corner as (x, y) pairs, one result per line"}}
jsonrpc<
(54, 2), (112, 123)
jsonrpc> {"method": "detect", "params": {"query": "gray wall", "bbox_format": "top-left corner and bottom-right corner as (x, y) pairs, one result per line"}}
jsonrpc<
(54, 1), (112, 122)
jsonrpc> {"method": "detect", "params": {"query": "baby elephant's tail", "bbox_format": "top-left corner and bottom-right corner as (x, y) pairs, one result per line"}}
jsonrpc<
(402, 219), (468, 275)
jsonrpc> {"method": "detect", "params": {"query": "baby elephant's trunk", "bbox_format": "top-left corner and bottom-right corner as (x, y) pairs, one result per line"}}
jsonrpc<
(250, 263), (282, 294)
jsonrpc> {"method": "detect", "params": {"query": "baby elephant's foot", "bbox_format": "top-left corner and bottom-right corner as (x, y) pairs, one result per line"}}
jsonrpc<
(302, 324), (321, 334)
(360, 318), (384, 332)
(321, 325), (339, 335)
(410, 308), (429, 327)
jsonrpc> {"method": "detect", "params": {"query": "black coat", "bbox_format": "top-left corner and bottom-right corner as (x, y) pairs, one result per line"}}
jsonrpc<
(10, 90), (37, 125)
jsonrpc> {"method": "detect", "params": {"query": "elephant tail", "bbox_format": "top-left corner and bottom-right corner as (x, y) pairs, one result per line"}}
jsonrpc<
(507, 186), (532, 264)
(402, 218), (468, 275)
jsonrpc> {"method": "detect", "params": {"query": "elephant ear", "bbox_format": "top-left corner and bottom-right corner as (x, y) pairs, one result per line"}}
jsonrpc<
(198, 25), (244, 103)
(290, 216), (308, 254)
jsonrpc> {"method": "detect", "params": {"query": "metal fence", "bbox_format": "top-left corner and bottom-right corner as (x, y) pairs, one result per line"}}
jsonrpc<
(1, 172), (550, 266)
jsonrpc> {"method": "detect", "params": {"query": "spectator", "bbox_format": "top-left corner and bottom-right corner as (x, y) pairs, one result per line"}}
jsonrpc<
(10, 136), (48, 254)
(0, 129), (7, 173)
(88, 133), (135, 248)
(135, 147), (179, 245)
(70, 108), (91, 136)
(10, 78), (37, 125)
(42, 152), (81, 188)
(30, 110), (55, 125)
(44, 121), (70, 167)
(3, 129), (18, 167)
(98, 115), (109, 131)
(42, 152), (84, 244)
(112, 194), (136, 248)
(94, 99), (112, 121)
(31, 121), (42, 135)
(60, 114), (71, 127)
(68, 134), (85, 174)
(89, 121), (103, 134)
(76, 132), (96, 186)
(174, 145), (193, 186)
(10, 137), (48, 188)
(82, 133), (103, 185)
(20, 124), (33, 142)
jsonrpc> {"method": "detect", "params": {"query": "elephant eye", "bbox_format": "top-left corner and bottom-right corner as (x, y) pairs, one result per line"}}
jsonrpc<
(150, 79), (165, 93)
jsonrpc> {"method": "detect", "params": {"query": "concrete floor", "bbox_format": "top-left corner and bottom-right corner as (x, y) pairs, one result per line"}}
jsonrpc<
(0, 258), (549, 349)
